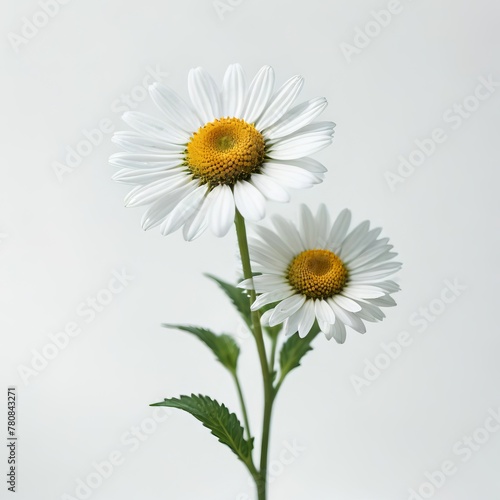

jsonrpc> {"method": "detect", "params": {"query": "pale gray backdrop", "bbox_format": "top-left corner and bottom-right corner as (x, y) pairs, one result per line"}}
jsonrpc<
(1, 0), (499, 499)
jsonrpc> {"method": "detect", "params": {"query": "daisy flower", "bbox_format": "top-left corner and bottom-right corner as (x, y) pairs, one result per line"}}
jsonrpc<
(110, 64), (335, 240)
(239, 205), (402, 343)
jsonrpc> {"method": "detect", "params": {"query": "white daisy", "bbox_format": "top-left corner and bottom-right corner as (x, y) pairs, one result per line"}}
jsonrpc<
(110, 64), (335, 240)
(239, 205), (402, 343)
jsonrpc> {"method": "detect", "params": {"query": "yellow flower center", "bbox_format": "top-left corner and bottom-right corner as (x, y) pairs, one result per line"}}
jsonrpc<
(185, 117), (266, 186)
(287, 249), (348, 299)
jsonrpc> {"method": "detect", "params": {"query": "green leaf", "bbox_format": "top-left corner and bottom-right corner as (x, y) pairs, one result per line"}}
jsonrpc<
(205, 274), (252, 329)
(279, 324), (320, 379)
(151, 394), (254, 464)
(162, 324), (239, 373)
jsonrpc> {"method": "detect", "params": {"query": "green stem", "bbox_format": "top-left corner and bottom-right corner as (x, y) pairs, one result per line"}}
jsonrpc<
(232, 372), (252, 441)
(234, 210), (274, 500)
(258, 390), (274, 500)
(274, 375), (285, 396)
(269, 335), (278, 376)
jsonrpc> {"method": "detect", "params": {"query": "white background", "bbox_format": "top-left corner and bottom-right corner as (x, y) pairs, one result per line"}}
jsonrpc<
(1, 0), (500, 499)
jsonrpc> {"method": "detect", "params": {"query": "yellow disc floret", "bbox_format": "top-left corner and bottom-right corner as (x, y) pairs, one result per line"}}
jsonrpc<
(287, 249), (348, 299)
(185, 117), (266, 186)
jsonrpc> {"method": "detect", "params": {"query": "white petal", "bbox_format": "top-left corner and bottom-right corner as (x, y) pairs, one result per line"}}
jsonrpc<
(270, 214), (305, 252)
(252, 225), (296, 259)
(268, 157), (327, 184)
(112, 167), (185, 185)
(251, 288), (295, 311)
(359, 251), (398, 268)
(122, 111), (189, 144)
(182, 190), (216, 241)
(333, 294), (362, 313)
(293, 157), (328, 174)
(208, 185), (235, 237)
(160, 184), (206, 236)
(356, 302), (386, 322)
(328, 300), (366, 334)
(149, 82), (201, 131)
(332, 321), (347, 344)
(314, 299), (336, 325)
(256, 75), (303, 130)
(109, 152), (183, 170)
(250, 252), (289, 277)
(343, 312), (366, 335)
(269, 294), (306, 326)
(344, 227), (383, 262)
(124, 174), (191, 207)
(250, 274), (289, 293)
(327, 209), (351, 250)
(338, 221), (372, 260)
(367, 295), (397, 307)
(188, 67), (221, 123)
(298, 299), (316, 338)
(348, 242), (394, 269)
(252, 262), (284, 274)
(319, 320), (331, 336)
(140, 199), (175, 231)
(112, 132), (185, 153)
(322, 323), (334, 340)
(222, 63), (246, 117)
(233, 180), (266, 221)
(350, 257), (401, 274)
(261, 162), (321, 189)
(376, 280), (401, 293)
(299, 205), (317, 248)
(242, 66), (275, 123)
(248, 237), (285, 258)
(238, 278), (255, 290)
(267, 122), (335, 160)
(315, 204), (331, 246)
(260, 308), (274, 327)
(350, 271), (399, 282)
(250, 174), (290, 202)
(140, 183), (196, 230)
(349, 262), (402, 281)
(247, 244), (287, 271)
(264, 97), (328, 140)
(283, 307), (304, 337)
(342, 284), (386, 300)
(262, 158), (326, 185)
